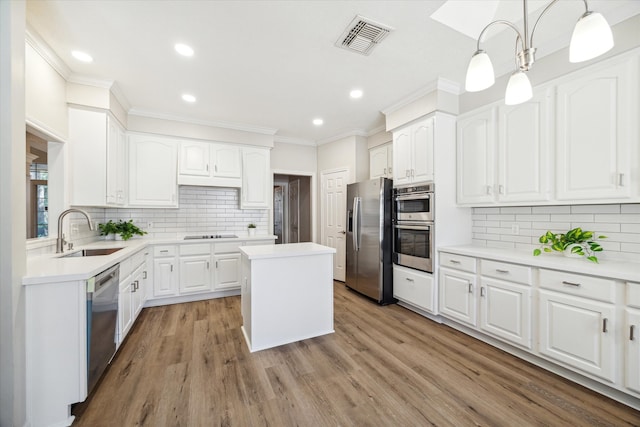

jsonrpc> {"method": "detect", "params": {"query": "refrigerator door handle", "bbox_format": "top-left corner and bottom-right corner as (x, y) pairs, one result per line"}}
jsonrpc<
(353, 197), (361, 251)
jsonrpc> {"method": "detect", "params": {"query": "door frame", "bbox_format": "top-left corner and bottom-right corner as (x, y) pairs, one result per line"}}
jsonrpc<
(320, 167), (350, 281)
(272, 169), (316, 242)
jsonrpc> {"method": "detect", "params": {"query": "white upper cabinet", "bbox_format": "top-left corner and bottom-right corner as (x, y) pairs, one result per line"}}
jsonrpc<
(69, 108), (126, 207)
(393, 117), (434, 186)
(556, 57), (638, 202)
(129, 134), (178, 207)
(457, 91), (551, 206)
(369, 143), (393, 179)
(241, 147), (271, 209)
(178, 141), (242, 187)
(457, 108), (495, 204)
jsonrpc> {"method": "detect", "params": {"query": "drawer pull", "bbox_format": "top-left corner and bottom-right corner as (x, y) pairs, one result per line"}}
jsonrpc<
(495, 269), (509, 274)
(406, 278), (414, 282)
(562, 280), (581, 287)
(468, 282), (473, 293)
(603, 318), (608, 333)
(449, 260), (461, 264)
(160, 250), (169, 253)
(143, 271), (147, 280)
(480, 287), (486, 297)
(631, 325), (636, 341)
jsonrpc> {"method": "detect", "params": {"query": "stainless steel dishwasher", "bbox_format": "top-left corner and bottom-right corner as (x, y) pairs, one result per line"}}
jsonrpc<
(87, 263), (119, 394)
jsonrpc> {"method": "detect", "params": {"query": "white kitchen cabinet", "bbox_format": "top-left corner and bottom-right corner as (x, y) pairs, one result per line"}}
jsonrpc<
(214, 253), (242, 291)
(179, 244), (212, 294)
(393, 117), (434, 186)
(131, 263), (146, 318)
(241, 147), (271, 209)
(128, 133), (178, 207)
(393, 264), (435, 313)
(538, 269), (617, 383)
(556, 57), (638, 201)
(178, 141), (242, 187)
(625, 282), (640, 393)
(439, 267), (477, 327)
(457, 91), (551, 205)
(153, 246), (178, 297)
(118, 272), (133, 342)
(69, 108), (126, 206)
(369, 143), (393, 179)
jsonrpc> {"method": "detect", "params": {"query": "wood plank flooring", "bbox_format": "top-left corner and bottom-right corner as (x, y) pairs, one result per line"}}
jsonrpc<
(72, 282), (640, 426)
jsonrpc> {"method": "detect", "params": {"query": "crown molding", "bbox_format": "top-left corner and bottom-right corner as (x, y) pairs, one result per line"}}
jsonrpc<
(316, 129), (369, 146)
(128, 108), (279, 136)
(367, 125), (388, 137)
(273, 135), (317, 146)
(66, 74), (113, 88)
(109, 81), (132, 112)
(25, 24), (71, 79)
(381, 77), (461, 116)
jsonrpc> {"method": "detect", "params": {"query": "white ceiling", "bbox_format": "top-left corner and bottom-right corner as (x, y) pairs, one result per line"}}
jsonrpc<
(26, 1), (640, 144)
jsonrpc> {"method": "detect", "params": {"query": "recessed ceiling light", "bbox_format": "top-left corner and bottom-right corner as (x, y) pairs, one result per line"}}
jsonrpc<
(313, 118), (324, 126)
(71, 50), (93, 63)
(175, 43), (194, 57)
(182, 94), (196, 103)
(350, 89), (363, 99)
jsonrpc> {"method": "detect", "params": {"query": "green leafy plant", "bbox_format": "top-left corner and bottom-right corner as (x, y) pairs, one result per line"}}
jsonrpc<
(115, 219), (147, 241)
(533, 227), (606, 263)
(98, 220), (118, 236)
(248, 223), (257, 229)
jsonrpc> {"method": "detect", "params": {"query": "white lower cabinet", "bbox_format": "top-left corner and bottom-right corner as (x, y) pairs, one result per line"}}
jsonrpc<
(625, 282), (640, 393)
(119, 250), (147, 343)
(214, 253), (241, 291)
(179, 244), (212, 294)
(393, 264), (435, 313)
(479, 278), (532, 349)
(153, 246), (179, 297)
(118, 272), (133, 342)
(439, 267), (477, 327)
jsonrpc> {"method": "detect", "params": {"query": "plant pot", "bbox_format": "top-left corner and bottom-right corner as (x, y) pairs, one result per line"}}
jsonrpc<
(248, 228), (256, 236)
(104, 233), (115, 241)
(563, 244), (583, 258)
(115, 234), (124, 241)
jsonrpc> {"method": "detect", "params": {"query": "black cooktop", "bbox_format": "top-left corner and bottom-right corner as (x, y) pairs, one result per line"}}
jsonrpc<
(183, 234), (238, 240)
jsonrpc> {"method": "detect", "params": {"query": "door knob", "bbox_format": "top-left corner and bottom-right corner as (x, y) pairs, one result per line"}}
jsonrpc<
(339, 230), (346, 234)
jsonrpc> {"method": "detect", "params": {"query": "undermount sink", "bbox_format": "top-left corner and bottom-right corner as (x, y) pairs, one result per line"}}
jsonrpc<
(60, 247), (124, 258)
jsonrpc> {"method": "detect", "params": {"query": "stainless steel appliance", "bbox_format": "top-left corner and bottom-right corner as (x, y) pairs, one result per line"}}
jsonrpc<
(87, 263), (119, 394)
(346, 177), (394, 304)
(393, 183), (435, 273)
(394, 182), (434, 222)
(183, 234), (238, 239)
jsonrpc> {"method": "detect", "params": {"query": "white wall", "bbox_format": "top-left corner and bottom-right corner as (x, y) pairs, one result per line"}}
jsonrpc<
(317, 134), (368, 183)
(25, 41), (67, 142)
(271, 141), (317, 173)
(367, 129), (392, 149)
(0, 2), (27, 426)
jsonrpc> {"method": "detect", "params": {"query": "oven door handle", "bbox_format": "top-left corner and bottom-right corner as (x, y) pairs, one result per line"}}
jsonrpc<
(394, 224), (431, 231)
(395, 193), (431, 201)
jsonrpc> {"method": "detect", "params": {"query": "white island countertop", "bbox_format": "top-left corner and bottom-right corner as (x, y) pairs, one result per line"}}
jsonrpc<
(240, 242), (336, 260)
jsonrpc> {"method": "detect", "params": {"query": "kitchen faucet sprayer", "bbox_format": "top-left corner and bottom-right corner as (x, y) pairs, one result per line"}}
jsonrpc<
(56, 208), (95, 253)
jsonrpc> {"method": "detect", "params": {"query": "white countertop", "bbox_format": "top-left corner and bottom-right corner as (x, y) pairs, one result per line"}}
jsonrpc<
(240, 242), (336, 260)
(438, 245), (640, 282)
(24, 235), (277, 286)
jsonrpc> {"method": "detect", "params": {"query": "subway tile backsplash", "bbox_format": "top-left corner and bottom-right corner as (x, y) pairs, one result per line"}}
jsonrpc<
(471, 204), (640, 263)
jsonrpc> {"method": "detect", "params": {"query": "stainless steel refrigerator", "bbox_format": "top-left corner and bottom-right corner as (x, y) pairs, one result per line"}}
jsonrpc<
(346, 177), (394, 305)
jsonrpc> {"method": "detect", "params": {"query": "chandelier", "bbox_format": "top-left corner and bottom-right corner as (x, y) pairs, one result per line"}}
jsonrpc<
(465, 0), (614, 105)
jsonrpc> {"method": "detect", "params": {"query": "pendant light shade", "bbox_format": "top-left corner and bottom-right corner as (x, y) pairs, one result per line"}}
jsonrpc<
(465, 50), (495, 92)
(505, 70), (532, 105)
(569, 11), (614, 63)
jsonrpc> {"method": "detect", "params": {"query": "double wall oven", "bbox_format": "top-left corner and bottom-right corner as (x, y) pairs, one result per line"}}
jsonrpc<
(392, 183), (434, 273)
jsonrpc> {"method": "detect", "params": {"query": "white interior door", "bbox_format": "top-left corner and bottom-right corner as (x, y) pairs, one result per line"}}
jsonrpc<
(321, 169), (348, 281)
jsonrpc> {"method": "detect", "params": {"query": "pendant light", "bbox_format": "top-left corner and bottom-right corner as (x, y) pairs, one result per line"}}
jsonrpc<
(465, 0), (614, 105)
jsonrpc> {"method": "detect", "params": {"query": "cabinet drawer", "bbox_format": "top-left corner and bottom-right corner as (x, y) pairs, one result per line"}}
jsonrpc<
(179, 243), (211, 256)
(628, 282), (640, 308)
(154, 245), (177, 257)
(119, 257), (133, 279)
(539, 269), (615, 303)
(439, 252), (476, 273)
(480, 260), (531, 285)
(215, 242), (242, 253)
(393, 265), (435, 313)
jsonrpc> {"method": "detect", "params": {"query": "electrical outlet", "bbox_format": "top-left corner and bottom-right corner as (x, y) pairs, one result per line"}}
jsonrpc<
(147, 222), (153, 229)
(511, 224), (520, 235)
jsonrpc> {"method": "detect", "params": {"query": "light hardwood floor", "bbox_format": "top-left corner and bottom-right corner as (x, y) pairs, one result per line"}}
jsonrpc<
(72, 282), (640, 426)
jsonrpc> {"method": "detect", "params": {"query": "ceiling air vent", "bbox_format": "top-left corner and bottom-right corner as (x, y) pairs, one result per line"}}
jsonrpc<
(335, 15), (393, 56)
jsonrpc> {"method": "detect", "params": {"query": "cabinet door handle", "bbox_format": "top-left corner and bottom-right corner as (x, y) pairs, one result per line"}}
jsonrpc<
(383, 168), (387, 175)
(206, 164), (209, 172)
(406, 169), (410, 177)
(389, 167), (392, 174)
(449, 259), (461, 264)
(135, 280), (139, 291)
(631, 325), (636, 341)
(498, 185), (504, 195)
(170, 264), (173, 272)
(468, 282), (473, 293)
(143, 271), (147, 279)
(480, 286), (486, 297)
(486, 185), (492, 195)
(207, 261), (210, 270)
(562, 280), (581, 287)
(160, 250), (169, 253)
(619, 173), (625, 187)
(216, 261), (219, 269)
(406, 278), (414, 282)
(602, 318), (608, 333)
(495, 269), (509, 274)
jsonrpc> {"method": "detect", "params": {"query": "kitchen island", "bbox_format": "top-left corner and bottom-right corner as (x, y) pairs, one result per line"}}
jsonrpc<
(239, 242), (336, 352)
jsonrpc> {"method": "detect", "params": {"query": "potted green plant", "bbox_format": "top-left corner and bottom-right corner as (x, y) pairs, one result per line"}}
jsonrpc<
(533, 227), (606, 263)
(114, 219), (147, 241)
(98, 220), (119, 240)
(248, 223), (257, 236)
